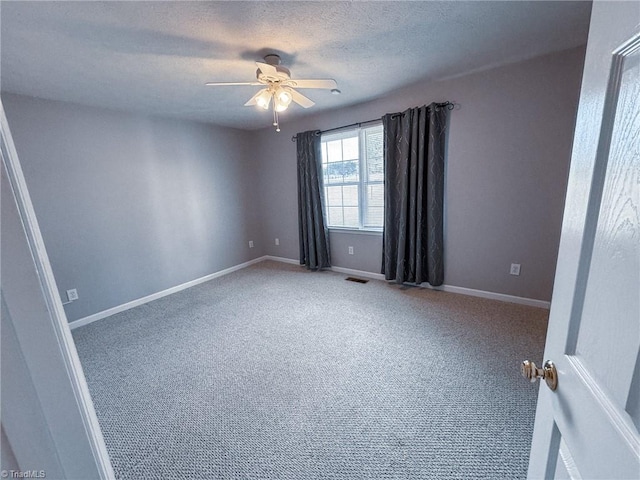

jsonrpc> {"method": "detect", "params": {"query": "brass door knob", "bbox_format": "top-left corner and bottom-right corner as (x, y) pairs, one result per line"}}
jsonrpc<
(521, 360), (558, 391)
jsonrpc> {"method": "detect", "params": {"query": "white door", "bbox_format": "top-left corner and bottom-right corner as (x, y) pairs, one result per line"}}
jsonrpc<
(527, 1), (640, 479)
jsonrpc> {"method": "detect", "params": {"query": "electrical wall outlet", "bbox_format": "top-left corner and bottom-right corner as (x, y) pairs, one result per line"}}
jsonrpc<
(275, 238), (279, 246)
(249, 241), (254, 248)
(66, 288), (79, 301)
(510, 263), (521, 276)
(348, 246), (354, 255)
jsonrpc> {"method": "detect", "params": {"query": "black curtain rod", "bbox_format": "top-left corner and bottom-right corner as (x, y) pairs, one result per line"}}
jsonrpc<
(291, 101), (453, 142)
(290, 118), (379, 143)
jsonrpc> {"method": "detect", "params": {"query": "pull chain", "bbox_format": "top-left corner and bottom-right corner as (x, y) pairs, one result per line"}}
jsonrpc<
(272, 98), (281, 132)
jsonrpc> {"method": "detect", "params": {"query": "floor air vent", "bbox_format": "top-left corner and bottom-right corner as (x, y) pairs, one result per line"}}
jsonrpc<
(345, 277), (369, 284)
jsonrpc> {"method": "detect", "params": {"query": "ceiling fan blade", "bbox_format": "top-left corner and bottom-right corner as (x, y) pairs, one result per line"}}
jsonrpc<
(256, 62), (278, 77)
(285, 79), (337, 89)
(205, 81), (262, 86)
(289, 89), (315, 108)
(244, 88), (268, 107)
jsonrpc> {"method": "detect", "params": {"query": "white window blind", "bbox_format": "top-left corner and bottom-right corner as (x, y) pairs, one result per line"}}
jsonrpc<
(321, 123), (384, 231)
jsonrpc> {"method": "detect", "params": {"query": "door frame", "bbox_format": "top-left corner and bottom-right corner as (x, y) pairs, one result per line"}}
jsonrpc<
(1, 100), (114, 478)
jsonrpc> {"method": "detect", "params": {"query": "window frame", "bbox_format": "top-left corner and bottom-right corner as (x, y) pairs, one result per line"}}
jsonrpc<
(320, 122), (384, 233)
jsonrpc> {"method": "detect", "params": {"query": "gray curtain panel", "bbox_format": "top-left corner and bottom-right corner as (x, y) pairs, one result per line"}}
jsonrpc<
(382, 103), (448, 286)
(297, 130), (331, 270)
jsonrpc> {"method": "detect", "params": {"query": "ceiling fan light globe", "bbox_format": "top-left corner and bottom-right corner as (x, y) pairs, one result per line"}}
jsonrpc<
(274, 87), (292, 112)
(274, 102), (289, 112)
(277, 88), (293, 105)
(256, 97), (269, 109)
(255, 91), (271, 110)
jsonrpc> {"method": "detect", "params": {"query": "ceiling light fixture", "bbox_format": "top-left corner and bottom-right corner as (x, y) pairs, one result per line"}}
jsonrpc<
(255, 89), (271, 110)
(274, 87), (292, 112)
(206, 54), (339, 133)
(257, 85), (295, 132)
(276, 87), (292, 107)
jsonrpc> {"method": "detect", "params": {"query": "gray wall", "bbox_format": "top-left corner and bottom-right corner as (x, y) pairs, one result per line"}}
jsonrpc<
(2, 45), (585, 323)
(3, 94), (263, 321)
(254, 47), (586, 301)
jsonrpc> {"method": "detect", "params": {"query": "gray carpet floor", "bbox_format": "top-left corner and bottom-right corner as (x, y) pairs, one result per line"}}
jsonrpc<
(73, 261), (548, 479)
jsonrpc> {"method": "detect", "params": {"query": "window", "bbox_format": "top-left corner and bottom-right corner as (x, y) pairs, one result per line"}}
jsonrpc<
(321, 124), (384, 231)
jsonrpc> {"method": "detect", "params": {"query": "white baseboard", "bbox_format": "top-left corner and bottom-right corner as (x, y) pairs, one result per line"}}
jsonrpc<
(69, 256), (267, 330)
(329, 265), (386, 281)
(266, 256), (550, 309)
(419, 284), (550, 309)
(263, 255), (300, 266)
(263, 256), (386, 282)
(71, 254), (550, 330)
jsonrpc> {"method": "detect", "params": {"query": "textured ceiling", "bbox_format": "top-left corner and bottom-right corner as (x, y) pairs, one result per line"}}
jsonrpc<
(1, 1), (591, 130)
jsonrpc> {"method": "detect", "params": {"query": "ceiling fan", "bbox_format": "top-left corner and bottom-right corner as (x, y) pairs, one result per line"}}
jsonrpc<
(205, 54), (340, 132)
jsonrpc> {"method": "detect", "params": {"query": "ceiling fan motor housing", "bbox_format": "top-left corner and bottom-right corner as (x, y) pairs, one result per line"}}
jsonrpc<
(263, 54), (281, 65)
(256, 66), (291, 83)
(256, 54), (291, 83)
